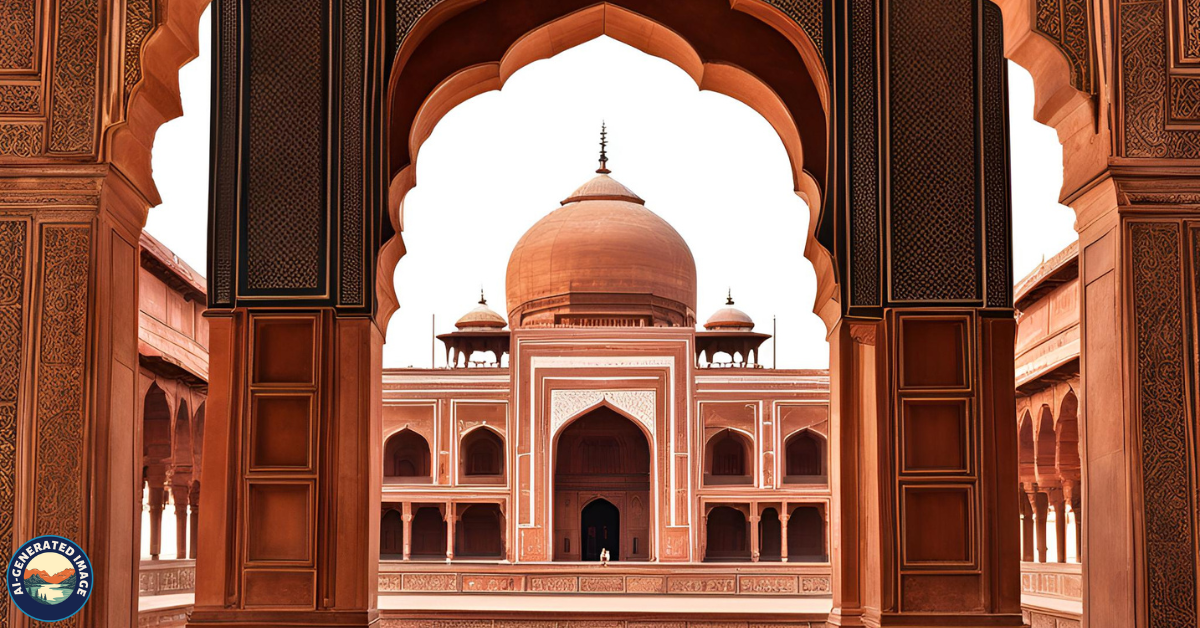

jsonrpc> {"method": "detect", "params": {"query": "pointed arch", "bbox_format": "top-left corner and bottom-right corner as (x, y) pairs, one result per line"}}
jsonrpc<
(379, 0), (837, 334)
(704, 429), (753, 484)
(383, 429), (432, 481)
(783, 428), (827, 482)
(460, 426), (505, 479)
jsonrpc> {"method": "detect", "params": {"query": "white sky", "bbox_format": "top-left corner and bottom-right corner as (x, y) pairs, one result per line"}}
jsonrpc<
(146, 7), (1077, 370)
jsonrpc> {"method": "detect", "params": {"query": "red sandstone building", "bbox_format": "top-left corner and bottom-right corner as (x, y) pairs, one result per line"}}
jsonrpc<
(378, 165), (833, 572)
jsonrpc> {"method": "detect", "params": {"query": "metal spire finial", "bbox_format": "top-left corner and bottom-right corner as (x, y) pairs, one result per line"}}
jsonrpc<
(597, 122), (611, 174)
(726, 288), (735, 306)
(479, 288), (487, 306)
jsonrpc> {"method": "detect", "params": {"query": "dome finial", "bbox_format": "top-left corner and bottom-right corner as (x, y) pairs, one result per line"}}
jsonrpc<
(597, 121), (611, 174)
(726, 288), (735, 306)
(479, 287), (487, 306)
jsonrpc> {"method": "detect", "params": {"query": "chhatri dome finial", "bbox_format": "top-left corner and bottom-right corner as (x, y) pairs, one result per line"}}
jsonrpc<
(597, 122), (611, 174)
(726, 288), (735, 306)
(479, 288), (487, 305)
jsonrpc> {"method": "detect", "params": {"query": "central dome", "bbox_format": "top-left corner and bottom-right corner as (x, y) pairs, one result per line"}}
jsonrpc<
(505, 172), (697, 328)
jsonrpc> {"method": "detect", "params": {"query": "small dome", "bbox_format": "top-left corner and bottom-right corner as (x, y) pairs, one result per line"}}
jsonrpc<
(704, 293), (755, 331)
(456, 293), (507, 330)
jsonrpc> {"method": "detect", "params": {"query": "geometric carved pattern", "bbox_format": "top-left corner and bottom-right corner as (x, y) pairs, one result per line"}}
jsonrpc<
(211, 0), (238, 306)
(550, 390), (655, 438)
(341, 0), (366, 306)
(0, 0), (36, 70)
(763, 0), (824, 62)
(48, 0), (100, 154)
(1169, 76), (1200, 122)
(849, 0), (879, 307)
(123, 0), (156, 105)
(1129, 222), (1197, 628)
(0, 84), (41, 115)
(983, 2), (1012, 309)
(1032, 0), (1094, 94)
(245, 0), (326, 293)
(1183, 0), (1200, 60)
(1119, 0), (1200, 158)
(33, 226), (90, 583)
(0, 122), (42, 157)
(887, 0), (979, 302)
(395, 0), (441, 54)
(0, 220), (25, 628)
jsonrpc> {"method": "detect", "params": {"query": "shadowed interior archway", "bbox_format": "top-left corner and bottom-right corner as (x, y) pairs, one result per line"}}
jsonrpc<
(553, 405), (651, 562)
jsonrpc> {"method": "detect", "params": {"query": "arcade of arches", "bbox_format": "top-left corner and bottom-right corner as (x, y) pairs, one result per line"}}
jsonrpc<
(1, 0), (1198, 627)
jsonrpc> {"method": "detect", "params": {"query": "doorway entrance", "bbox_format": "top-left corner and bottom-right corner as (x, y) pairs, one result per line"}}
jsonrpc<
(581, 499), (620, 562)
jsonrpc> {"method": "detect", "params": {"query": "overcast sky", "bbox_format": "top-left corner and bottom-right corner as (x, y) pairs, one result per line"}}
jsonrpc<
(145, 8), (1077, 369)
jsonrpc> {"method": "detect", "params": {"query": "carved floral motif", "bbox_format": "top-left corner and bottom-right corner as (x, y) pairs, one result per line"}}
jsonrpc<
(550, 390), (655, 436)
(1129, 222), (1197, 628)
(0, 220), (25, 628)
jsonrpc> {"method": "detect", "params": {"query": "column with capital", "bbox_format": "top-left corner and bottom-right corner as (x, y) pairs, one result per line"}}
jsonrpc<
(147, 467), (168, 560)
(188, 482), (200, 559)
(402, 503), (413, 561)
(170, 481), (190, 559)
(446, 506), (457, 562)
(750, 509), (760, 562)
(780, 506), (790, 564)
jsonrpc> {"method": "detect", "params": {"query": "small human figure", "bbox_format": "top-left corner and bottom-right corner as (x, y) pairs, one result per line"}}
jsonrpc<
(599, 548), (610, 566)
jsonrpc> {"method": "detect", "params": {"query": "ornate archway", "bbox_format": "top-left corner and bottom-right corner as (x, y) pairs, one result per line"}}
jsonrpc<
(3, 0), (1195, 625)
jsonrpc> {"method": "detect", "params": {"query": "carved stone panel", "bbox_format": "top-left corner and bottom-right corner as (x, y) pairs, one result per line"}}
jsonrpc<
(0, 220), (25, 628)
(1032, 0), (1094, 94)
(550, 390), (655, 437)
(886, 0), (980, 303)
(1129, 221), (1197, 628)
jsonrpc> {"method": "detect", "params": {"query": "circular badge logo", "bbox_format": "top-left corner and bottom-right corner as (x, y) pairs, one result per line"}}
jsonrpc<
(6, 535), (92, 622)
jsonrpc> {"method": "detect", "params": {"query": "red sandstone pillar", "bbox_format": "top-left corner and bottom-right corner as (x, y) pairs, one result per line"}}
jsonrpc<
(750, 512), (760, 562)
(1020, 487), (1035, 563)
(171, 483), (190, 560)
(780, 508), (790, 564)
(191, 313), (382, 626)
(189, 482), (200, 559)
(148, 485), (166, 560)
(402, 503), (413, 561)
(0, 169), (151, 625)
(828, 315), (1022, 627)
(1033, 488), (1049, 563)
(446, 511), (458, 562)
(1050, 489), (1067, 563)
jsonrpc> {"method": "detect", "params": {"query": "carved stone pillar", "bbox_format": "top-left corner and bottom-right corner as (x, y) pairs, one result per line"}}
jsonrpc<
(1072, 178), (1200, 626)
(189, 482), (201, 559)
(779, 510), (790, 564)
(750, 513), (761, 563)
(1021, 487), (1035, 563)
(171, 482), (191, 560)
(191, 313), (382, 626)
(402, 503), (413, 561)
(1033, 488), (1049, 563)
(829, 313), (1021, 627)
(446, 511), (458, 563)
(0, 167), (152, 625)
(148, 478), (166, 560)
(1049, 488), (1067, 563)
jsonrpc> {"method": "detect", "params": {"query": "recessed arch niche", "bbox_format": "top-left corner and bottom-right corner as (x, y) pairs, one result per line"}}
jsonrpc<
(553, 405), (652, 561)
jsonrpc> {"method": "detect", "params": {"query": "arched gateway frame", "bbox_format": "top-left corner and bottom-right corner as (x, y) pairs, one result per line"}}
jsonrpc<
(7, 0), (1197, 625)
(191, 0), (1024, 625)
